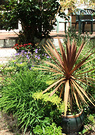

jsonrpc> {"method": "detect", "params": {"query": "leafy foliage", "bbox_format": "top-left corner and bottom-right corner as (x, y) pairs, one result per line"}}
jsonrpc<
(1, 0), (62, 44)
(33, 123), (62, 135)
(13, 43), (35, 52)
(1, 48), (51, 76)
(0, 69), (62, 133)
(33, 92), (65, 113)
(60, 0), (95, 13)
(64, 26), (90, 46)
(36, 37), (95, 116)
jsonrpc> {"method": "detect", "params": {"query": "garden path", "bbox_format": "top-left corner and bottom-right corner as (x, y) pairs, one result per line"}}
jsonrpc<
(0, 48), (16, 64)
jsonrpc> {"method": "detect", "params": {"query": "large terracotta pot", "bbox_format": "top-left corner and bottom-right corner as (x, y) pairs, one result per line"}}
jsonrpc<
(61, 110), (84, 134)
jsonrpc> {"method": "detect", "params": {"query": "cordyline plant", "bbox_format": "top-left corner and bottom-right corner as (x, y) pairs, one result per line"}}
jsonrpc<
(36, 38), (95, 116)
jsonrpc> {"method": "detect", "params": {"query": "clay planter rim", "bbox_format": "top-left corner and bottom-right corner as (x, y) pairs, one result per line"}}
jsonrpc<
(61, 109), (83, 118)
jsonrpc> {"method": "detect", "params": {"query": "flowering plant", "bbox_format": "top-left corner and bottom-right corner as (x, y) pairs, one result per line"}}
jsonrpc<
(3, 48), (51, 74)
(13, 43), (34, 52)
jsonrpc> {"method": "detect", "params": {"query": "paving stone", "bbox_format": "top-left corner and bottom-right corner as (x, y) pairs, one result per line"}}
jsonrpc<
(0, 48), (16, 64)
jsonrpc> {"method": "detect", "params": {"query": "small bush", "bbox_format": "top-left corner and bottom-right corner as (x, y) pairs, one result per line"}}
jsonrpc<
(64, 26), (90, 45)
(0, 69), (62, 133)
(1, 48), (51, 76)
(33, 123), (62, 135)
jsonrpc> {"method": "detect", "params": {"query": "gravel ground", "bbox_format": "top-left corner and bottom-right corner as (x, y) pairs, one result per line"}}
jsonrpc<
(0, 112), (16, 135)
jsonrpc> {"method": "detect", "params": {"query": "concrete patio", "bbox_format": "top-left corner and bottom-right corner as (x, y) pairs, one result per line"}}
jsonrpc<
(0, 48), (16, 64)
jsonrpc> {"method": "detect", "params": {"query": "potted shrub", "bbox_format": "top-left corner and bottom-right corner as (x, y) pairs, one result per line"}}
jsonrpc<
(35, 37), (95, 134)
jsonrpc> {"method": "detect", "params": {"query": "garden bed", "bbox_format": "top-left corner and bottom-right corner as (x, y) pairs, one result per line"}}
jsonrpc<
(0, 31), (95, 135)
(0, 111), (95, 135)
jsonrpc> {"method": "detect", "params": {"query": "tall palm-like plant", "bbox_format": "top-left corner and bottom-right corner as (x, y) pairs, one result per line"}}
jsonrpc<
(37, 38), (95, 116)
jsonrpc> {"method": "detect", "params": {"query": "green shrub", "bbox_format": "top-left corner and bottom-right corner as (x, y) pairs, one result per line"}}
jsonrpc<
(1, 49), (51, 76)
(79, 113), (95, 135)
(1, 0), (63, 44)
(0, 69), (62, 133)
(33, 92), (65, 113)
(64, 26), (90, 46)
(33, 123), (62, 135)
(0, 69), (44, 128)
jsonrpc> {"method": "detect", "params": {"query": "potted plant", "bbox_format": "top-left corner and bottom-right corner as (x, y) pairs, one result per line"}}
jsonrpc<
(35, 37), (95, 134)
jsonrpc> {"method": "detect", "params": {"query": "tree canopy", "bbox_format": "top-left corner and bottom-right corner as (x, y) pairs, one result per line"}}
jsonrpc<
(0, 0), (64, 44)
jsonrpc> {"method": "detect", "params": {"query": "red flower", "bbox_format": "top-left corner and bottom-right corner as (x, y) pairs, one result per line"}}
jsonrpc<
(19, 45), (23, 48)
(23, 44), (28, 47)
(15, 44), (19, 46)
(28, 43), (31, 45)
(13, 42), (34, 51)
(23, 44), (25, 47)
